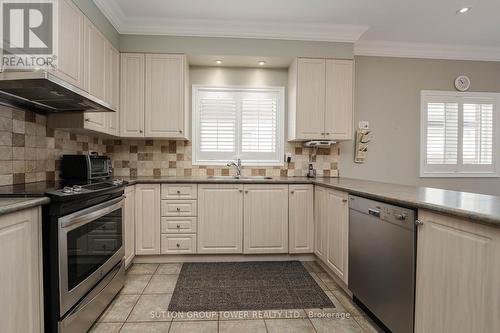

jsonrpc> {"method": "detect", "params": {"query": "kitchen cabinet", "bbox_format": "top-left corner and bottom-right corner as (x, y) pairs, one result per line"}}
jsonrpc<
(288, 57), (353, 141)
(120, 53), (189, 139)
(243, 184), (288, 254)
(314, 186), (327, 260)
(105, 44), (120, 135)
(0, 207), (43, 333)
(197, 184), (244, 254)
(124, 185), (135, 267)
(53, 0), (85, 88)
(289, 184), (314, 253)
(145, 54), (189, 138)
(135, 184), (160, 255)
(324, 188), (349, 284)
(120, 53), (145, 137)
(415, 210), (500, 333)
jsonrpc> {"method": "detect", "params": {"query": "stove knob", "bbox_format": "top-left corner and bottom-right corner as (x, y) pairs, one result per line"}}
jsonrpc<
(73, 185), (83, 192)
(62, 186), (73, 194)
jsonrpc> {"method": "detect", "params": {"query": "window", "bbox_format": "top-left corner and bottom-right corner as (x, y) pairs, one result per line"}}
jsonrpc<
(193, 86), (284, 165)
(420, 91), (499, 177)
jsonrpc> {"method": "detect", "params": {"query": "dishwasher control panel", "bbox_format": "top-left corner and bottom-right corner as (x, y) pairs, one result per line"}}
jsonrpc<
(349, 195), (416, 228)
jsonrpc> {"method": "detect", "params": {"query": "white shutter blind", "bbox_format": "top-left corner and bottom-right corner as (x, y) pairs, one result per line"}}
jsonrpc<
(463, 103), (493, 165)
(426, 102), (459, 164)
(199, 98), (236, 153)
(241, 98), (277, 153)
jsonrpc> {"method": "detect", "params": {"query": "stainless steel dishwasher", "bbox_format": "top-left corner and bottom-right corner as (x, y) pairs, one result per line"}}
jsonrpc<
(349, 195), (416, 333)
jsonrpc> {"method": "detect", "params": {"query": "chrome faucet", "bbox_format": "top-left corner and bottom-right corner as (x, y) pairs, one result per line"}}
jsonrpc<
(227, 158), (242, 177)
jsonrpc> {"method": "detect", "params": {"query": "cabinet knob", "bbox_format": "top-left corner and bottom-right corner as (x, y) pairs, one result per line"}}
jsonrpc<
(176, 224), (180, 229)
(415, 220), (424, 226)
(239, 189), (243, 193)
(326, 133), (331, 135)
(290, 190), (295, 194)
(321, 132), (325, 135)
(176, 243), (180, 248)
(139, 130), (143, 133)
(179, 130), (183, 133)
(176, 190), (181, 194)
(342, 198), (348, 203)
(85, 118), (90, 122)
(245, 190), (248, 194)
(176, 207), (180, 211)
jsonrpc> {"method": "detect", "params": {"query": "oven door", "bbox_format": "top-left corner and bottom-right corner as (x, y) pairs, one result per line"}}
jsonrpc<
(58, 196), (124, 315)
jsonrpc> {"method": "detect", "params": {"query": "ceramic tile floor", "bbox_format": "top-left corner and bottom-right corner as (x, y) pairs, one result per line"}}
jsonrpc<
(89, 261), (384, 333)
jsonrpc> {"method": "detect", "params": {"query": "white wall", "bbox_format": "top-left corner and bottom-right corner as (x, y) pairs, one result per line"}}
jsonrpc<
(339, 56), (500, 196)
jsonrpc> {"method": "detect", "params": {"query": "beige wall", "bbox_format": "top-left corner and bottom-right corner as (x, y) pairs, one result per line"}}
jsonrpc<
(72, 0), (119, 48)
(339, 56), (500, 196)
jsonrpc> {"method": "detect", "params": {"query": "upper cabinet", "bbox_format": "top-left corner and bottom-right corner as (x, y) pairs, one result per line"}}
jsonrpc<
(106, 44), (120, 136)
(121, 53), (190, 139)
(54, 0), (85, 88)
(288, 57), (354, 141)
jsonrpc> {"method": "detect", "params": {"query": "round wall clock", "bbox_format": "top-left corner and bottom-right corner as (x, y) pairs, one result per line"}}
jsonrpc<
(454, 75), (471, 91)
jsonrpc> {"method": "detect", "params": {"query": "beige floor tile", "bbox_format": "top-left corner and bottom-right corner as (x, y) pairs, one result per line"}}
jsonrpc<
(119, 322), (171, 333)
(353, 316), (385, 333)
(219, 319), (267, 333)
(310, 317), (363, 333)
(98, 294), (140, 322)
(302, 261), (326, 273)
(120, 274), (152, 295)
(127, 264), (159, 275)
(127, 294), (173, 322)
(156, 263), (182, 275)
(309, 273), (329, 291)
(168, 320), (218, 333)
(330, 289), (365, 317)
(143, 274), (178, 294)
(316, 272), (341, 290)
(265, 318), (316, 333)
(172, 311), (219, 321)
(88, 322), (122, 333)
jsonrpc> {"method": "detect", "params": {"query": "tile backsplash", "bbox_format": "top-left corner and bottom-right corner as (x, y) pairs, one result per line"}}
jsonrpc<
(0, 105), (340, 186)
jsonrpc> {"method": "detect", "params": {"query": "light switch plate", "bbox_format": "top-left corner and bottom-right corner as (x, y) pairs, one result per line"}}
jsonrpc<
(358, 121), (370, 130)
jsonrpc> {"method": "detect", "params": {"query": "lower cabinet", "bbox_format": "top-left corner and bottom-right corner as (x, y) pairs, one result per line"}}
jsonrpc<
(243, 184), (289, 254)
(289, 184), (314, 253)
(0, 207), (43, 333)
(314, 186), (349, 284)
(197, 184), (243, 254)
(415, 210), (500, 333)
(124, 185), (135, 267)
(161, 234), (197, 254)
(135, 184), (160, 255)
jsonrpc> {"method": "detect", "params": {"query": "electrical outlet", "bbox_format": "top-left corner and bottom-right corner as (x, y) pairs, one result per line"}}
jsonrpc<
(285, 153), (292, 163)
(358, 121), (370, 130)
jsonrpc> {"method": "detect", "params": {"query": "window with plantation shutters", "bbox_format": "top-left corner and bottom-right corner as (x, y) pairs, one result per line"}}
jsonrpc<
(193, 86), (284, 165)
(421, 91), (499, 177)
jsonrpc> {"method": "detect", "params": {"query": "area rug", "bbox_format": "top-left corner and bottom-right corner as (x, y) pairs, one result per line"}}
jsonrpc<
(168, 261), (334, 311)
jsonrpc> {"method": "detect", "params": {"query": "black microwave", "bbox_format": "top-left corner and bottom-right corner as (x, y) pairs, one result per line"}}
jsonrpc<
(60, 154), (112, 180)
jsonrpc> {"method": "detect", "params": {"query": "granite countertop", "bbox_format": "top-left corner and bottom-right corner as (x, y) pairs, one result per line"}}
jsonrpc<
(0, 197), (50, 217)
(124, 176), (500, 227)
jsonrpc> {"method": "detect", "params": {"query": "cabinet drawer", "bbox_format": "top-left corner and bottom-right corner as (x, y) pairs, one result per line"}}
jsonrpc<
(161, 217), (197, 233)
(161, 234), (196, 254)
(161, 184), (197, 199)
(161, 200), (197, 216)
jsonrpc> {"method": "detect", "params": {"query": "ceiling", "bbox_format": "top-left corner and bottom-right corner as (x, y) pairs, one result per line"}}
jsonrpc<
(94, 0), (500, 60)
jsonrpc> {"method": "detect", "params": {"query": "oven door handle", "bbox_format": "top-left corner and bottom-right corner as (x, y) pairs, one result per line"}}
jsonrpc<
(59, 196), (124, 229)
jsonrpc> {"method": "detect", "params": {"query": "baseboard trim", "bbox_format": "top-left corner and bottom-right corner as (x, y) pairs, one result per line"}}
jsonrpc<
(132, 253), (316, 263)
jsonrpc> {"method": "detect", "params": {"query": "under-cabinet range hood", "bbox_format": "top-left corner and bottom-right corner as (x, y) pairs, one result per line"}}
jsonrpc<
(303, 140), (337, 148)
(0, 70), (115, 113)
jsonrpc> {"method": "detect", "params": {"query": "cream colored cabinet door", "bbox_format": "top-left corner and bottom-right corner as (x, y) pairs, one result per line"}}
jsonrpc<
(415, 210), (500, 333)
(54, 0), (85, 88)
(325, 59), (353, 140)
(106, 44), (120, 135)
(120, 53), (145, 137)
(243, 185), (288, 254)
(135, 184), (160, 255)
(83, 18), (107, 132)
(145, 54), (187, 138)
(124, 185), (135, 267)
(198, 184), (243, 254)
(324, 188), (349, 284)
(314, 186), (327, 260)
(0, 207), (42, 333)
(296, 58), (326, 139)
(289, 184), (314, 253)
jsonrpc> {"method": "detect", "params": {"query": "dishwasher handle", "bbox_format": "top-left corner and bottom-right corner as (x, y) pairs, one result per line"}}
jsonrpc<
(368, 208), (381, 218)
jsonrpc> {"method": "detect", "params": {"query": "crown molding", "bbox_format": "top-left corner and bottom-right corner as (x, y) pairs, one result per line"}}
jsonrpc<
(354, 40), (500, 62)
(93, 0), (368, 42)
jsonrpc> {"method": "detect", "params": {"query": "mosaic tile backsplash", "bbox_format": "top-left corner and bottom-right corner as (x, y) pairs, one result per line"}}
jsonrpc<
(0, 105), (340, 186)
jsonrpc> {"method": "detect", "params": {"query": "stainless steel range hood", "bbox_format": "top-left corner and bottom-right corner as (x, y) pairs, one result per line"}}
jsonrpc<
(0, 70), (115, 113)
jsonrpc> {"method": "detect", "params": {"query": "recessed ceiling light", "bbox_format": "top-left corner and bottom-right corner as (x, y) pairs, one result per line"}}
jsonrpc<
(457, 7), (471, 14)
(258, 61), (266, 66)
(215, 60), (223, 64)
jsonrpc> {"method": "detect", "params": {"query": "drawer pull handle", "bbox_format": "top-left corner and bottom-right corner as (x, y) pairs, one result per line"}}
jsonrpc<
(176, 207), (180, 211)
(342, 199), (348, 203)
(176, 243), (180, 248)
(176, 224), (180, 229)
(176, 190), (181, 194)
